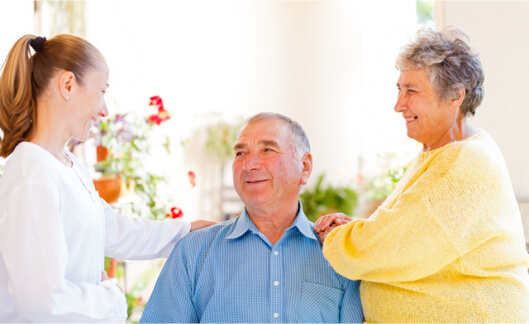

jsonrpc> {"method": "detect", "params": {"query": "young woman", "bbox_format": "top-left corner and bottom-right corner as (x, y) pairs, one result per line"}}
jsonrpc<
(0, 34), (214, 322)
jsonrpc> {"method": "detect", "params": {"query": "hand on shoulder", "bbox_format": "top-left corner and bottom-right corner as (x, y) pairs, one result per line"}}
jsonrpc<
(190, 220), (217, 232)
(314, 213), (351, 233)
(314, 213), (351, 243)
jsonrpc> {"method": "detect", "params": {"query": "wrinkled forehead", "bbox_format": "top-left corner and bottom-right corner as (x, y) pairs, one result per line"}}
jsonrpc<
(397, 68), (432, 87)
(235, 119), (292, 148)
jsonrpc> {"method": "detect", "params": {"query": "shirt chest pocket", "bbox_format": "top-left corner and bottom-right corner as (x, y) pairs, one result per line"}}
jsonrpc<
(297, 281), (344, 323)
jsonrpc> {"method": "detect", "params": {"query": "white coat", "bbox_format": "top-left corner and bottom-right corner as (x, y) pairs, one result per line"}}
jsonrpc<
(0, 142), (190, 322)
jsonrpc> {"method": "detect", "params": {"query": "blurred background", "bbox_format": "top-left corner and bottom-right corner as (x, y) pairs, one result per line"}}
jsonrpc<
(1, 0), (529, 321)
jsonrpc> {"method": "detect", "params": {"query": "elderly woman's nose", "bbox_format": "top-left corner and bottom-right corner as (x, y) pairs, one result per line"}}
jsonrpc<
(394, 95), (406, 112)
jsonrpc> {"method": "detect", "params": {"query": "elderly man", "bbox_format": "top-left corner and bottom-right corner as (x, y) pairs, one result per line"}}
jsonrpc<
(140, 113), (363, 323)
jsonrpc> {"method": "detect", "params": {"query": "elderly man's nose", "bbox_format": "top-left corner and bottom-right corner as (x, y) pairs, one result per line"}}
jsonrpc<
(243, 153), (262, 171)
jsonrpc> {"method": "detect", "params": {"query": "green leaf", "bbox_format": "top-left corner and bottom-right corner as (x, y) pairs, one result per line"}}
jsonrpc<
(300, 174), (357, 222)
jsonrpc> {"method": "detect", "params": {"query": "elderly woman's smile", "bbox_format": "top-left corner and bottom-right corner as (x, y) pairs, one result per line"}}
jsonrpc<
(394, 68), (465, 151)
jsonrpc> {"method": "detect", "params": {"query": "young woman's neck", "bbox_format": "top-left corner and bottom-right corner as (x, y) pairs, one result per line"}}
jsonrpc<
(30, 101), (71, 166)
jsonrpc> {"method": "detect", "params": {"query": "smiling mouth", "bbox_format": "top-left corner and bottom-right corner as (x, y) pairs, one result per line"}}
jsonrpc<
(246, 180), (267, 184)
(405, 116), (418, 122)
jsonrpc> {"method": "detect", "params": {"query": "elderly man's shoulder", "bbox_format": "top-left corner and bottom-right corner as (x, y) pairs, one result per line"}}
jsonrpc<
(179, 217), (238, 247)
(166, 217), (241, 269)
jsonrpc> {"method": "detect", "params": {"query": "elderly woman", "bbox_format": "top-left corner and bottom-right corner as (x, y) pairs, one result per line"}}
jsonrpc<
(315, 26), (529, 322)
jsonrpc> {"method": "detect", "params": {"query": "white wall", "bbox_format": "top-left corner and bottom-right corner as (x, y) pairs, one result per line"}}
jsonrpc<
(0, 0), (419, 220)
(0, 0), (33, 58)
(82, 0), (418, 220)
(437, 0), (529, 198)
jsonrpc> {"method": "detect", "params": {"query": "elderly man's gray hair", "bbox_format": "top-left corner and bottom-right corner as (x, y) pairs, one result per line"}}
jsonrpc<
(245, 112), (311, 159)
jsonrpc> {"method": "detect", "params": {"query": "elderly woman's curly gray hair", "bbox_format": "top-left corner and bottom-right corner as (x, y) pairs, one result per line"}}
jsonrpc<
(395, 26), (484, 116)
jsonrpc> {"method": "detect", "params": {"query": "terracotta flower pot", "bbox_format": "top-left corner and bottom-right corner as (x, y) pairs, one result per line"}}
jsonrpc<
(106, 258), (118, 278)
(96, 145), (110, 162)
(93, 177), (122, 203)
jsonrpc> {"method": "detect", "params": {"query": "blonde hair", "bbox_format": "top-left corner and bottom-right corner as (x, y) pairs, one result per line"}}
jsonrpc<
(0, 34), (102, 157)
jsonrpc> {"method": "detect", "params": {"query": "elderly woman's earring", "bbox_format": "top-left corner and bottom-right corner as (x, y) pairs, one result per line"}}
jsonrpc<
(66, 95), (70, 101)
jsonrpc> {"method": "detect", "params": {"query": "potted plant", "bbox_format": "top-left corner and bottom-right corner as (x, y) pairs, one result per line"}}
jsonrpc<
(356, 164), (407, 218)
(92, 96), (172, 219)
(300, 173), (357, 222)
(204, 121), (241, 162)
(365, 165), (407, 201)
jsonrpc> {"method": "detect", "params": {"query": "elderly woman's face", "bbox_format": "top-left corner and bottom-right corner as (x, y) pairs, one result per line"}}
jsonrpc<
(394, 69), (459, 151)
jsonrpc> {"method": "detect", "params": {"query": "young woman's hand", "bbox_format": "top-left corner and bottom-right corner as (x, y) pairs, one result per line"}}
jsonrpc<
(101, 271), (123, 293)
(190, 220), (217, 231)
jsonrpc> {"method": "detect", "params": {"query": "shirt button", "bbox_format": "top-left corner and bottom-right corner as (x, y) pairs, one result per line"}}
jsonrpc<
(273, 313), (279, 318)
(274, 281), (279, 286)
(273, 251), (279, 256)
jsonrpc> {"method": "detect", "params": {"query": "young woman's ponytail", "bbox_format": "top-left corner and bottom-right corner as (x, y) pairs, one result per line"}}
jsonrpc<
(0, 35), (37, 158)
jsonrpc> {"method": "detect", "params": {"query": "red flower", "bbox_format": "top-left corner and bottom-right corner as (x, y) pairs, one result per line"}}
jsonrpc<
(149, 95), (164, 110)
(147, 115), (162, 125)
(188, 171), (196, 187)
(147, 96), (171, 125)
(166, 206), (184, 219)
(157, 110), (170, 121)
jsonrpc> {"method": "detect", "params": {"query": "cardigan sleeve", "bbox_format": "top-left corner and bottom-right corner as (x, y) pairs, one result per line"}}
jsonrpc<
(323, 144), (506, 283)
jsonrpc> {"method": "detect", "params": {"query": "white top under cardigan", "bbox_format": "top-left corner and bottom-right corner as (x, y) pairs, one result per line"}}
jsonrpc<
(0, 142), (191, 323)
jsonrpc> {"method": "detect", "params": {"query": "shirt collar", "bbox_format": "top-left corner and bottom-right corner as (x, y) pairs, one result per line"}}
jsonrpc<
(227, 201), (317, 241)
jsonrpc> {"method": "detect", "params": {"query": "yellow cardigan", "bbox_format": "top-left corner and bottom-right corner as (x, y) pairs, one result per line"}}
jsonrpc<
(323, 130), (529, 323)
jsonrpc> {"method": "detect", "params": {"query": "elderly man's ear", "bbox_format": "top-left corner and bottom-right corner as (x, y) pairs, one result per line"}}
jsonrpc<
(300, 153), (313, 185)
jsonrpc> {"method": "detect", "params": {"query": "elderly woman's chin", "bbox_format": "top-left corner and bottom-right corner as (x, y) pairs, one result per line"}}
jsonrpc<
(404, 126), (420, 142)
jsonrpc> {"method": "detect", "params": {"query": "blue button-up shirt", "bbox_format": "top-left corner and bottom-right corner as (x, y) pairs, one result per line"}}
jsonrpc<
(140, 204), (363, 323)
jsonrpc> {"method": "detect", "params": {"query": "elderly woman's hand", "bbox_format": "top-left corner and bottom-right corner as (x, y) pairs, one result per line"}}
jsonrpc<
(314, 213), (352, 241)
(317, 224), (341, 243)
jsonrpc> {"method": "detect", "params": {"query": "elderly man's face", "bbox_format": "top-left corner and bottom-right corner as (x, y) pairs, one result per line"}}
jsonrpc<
(394, 68), (460, 151)
(232, 119), (310, 214)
